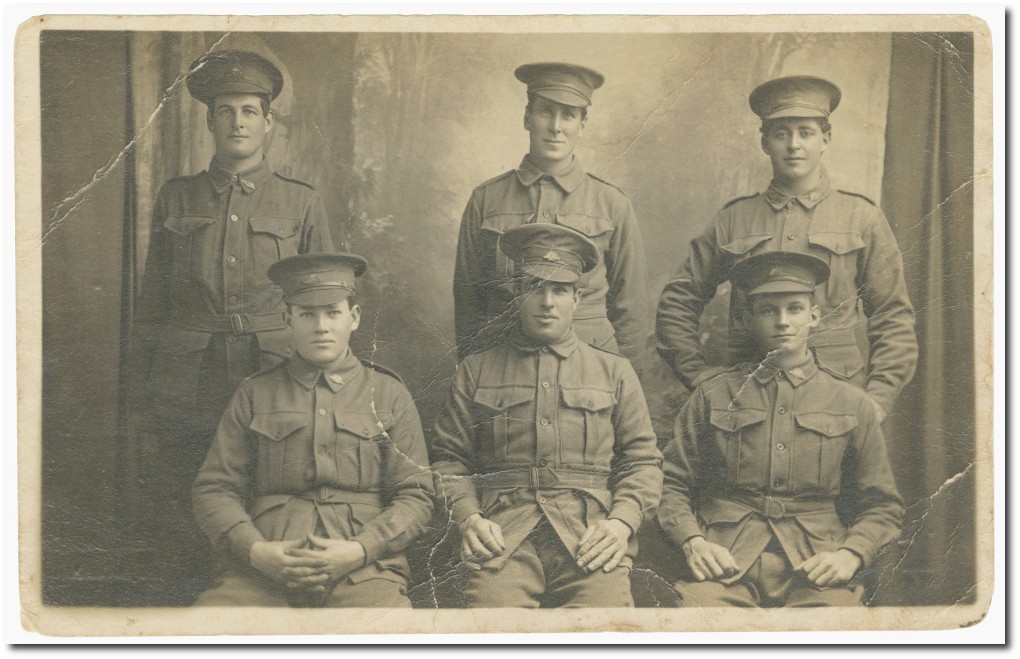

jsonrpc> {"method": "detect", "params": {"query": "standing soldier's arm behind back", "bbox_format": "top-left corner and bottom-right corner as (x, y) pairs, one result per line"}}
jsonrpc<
(856, 199), (918, 417)
(603, 190), (650, 368)
(298, 186), (334, 254)
(452, 191), (487, 361)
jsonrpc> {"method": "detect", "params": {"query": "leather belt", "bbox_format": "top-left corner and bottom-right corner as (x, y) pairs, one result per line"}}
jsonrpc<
(177, 311), (287, 335)
(475, 467), (609, 490)
(714, 493), (836, 520)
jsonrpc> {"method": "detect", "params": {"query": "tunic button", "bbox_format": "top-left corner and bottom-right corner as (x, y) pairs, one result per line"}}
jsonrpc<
(540, 347), (548, 353)
(540, 418), (550, 426)
(587, 400), (594, 408)
(230, 214), (239, 222)
(538, 496), (548, 504)
(787, 233), (796, 240)
(227, 337), (237, 344)
(778, 407), (786, 415)
(541, 382), (550, 389)
(228, 295), (237, 304)
(318, 446), (328, 454)
(226, 256), (236, 263)
(318, 409), (327, 416)
(542, 210), (551, 218)
(776, 443), (786, 452)
(774, 480), (784, 488)
(539, 459), (548, 466)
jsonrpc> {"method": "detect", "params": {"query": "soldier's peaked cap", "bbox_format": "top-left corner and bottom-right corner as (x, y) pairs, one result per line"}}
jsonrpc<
(730, 250), (830, 297)
(187, 50), (284, 106)
(499, 223), (599, 284)
(268, 253), (367, 307)
(515, 62), (605, 108)
(749, 76), (841, 121)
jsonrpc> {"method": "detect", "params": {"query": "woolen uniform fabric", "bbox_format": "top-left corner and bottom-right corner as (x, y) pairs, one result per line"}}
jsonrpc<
(192, 349), (434, 605)
(655, 168), (917, 415)
(454, 155), (649, 365)
(432, 330), (662, 606)
(657, 353), (904, 606)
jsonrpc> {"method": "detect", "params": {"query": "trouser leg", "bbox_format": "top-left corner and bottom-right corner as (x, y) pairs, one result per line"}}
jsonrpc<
(464, 538), (545, 608)
(539, 521), (633, 608)
(325, 578), (412, 608)
(192, 568), (289, 607)
(674, 578), (759, 607)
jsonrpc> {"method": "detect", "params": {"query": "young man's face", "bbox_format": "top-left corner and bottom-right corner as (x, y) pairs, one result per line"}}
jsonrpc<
(206, 93), (273, 166)
(761, 118), (830, 185)
(516, 277), (581, 345)
(524, 96), (586, 170)
(746, 292), (820, 354)
(285, 299), (360, 367)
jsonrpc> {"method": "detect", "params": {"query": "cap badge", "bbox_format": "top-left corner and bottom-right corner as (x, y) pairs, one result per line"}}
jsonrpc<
(543, 250), (560, 262)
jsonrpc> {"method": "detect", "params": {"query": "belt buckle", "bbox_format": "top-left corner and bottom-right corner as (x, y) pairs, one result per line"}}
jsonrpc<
(763, 496), (786, 519)
(530, 467), (540, 489)
(230, 313), (244, 335)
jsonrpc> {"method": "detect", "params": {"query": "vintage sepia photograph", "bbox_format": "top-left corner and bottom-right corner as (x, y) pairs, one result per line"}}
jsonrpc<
(14, 11), (996, 638)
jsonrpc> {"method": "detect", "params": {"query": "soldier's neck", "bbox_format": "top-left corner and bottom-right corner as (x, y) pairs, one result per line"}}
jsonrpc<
(773, 346), (812, 371)
(772, 168), (823, 198)
(214, 152), (265, 175)
(529, 153), (575, 177)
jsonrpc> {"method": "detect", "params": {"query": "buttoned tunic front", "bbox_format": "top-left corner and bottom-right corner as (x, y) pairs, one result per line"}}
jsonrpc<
(454, 155), (649, 365)
(129, 156), (334, 435)
(432, 330), (663, 570)
(656, 169), (917, 414)
(192, 350), (434, 584)
(657, 353), (904, 584)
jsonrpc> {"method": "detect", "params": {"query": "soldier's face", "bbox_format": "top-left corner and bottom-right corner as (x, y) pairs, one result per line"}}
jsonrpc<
(516, 277), (581, 345)
(746, 292), (820, 354)
(286, 299), (361, 367)
(207, 93), (273, 164)
(524, 97), (586, 169)
(761, 118), (830, 184)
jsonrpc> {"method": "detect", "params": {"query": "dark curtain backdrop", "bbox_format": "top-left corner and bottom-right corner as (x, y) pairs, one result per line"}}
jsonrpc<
(873, 33), (976, 606)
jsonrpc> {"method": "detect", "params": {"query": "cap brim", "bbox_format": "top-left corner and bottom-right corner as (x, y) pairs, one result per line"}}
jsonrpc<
(765, 107), (828, 120)
(517, 263), (580, 283)
(747, 281), (815, 296)
(531, 88), (590, 108)
(286, 288), (353, 307)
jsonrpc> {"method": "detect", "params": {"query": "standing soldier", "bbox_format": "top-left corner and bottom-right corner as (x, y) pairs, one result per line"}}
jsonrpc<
(655, 76), (917, 421)
(127, 50), (333, 601)
(434, 224), (662, 608)
(454, 62), (649, 368)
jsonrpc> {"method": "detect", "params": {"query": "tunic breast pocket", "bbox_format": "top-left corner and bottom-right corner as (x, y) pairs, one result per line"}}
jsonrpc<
(559, 387), (617, 464)
(163, 215), (219, 284)
(334, 411), (389, 489)
(793, 412), (858, 491)
(480, 213), (528, 279)
(709, 407), (768, 485)
(807, 231), (865, 310)
(720, 234), (774, 260)
(249, 411), (309, 490)
(249, 216), (302, 275)
(555, 214), (613, 256)
(472, 386), (533, 463)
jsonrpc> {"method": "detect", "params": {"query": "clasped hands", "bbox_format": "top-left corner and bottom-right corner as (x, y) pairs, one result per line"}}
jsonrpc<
(250, 535), (366, 595)
(682, 536), (862, 587)
(459, 513), (631, 573)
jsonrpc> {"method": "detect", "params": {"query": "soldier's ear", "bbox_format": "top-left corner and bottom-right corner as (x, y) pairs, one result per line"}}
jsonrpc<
(206, 108), (214, 132)
(283, 307), (293, 329)
(809, 303), (822, 327)
(523, 108), (532, 131)
(264, 109), (275, 133)
(349, 302), (361, 332)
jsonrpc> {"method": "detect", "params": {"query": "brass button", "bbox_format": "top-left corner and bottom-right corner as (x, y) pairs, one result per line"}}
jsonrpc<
(227, 337), (237, 344)
(787, 233), (796, 240)
(228, 295), (237, 304)
(776, 443), (785, 452)
(318, 446), (328, 454)
(318, 409), (327, 416)
(773, 480), (783, 488)
(230, 214), (239, 222)
(541, 382), (550, 389)
(539, 459), (548, 466)
(538, 496), (548, 504)
(540, 419), (550, 426)
(778, 407), (786, 415)
(542, 210), (551, 218)
(226, 256), (236, 263)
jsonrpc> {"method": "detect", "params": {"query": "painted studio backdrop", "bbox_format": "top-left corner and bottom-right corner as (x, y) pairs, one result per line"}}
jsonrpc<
(39, 30), (975, 608)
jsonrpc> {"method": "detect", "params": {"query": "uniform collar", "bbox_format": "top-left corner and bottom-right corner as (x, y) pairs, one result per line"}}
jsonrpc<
(207, 156), (273, 195)
(764, 166), (833, 210)
(515, 154), (586, 194)
(751, 349), (817, 387)
(509, 328), (580, 359)
(286, 348), (363, 392)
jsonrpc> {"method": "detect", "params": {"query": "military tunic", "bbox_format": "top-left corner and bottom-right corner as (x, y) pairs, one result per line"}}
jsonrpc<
(192, 350), (434, 601)
(453, 155), (649, 365)
(655, 169), (917, 415)
(432, 330), (662, 605)
(129, 156), (334, 439)
(657, 353), (903, 604)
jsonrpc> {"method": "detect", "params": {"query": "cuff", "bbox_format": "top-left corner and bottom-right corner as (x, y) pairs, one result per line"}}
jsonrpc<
(450, 495), (483, 525)
(839, 534), (876, 567)
(864, 383), (895, 416)
(658, 513), (705, 549)
(351, 530), (384, 566)
(227, 523), (265, 565)
(608, 503), (644, 536)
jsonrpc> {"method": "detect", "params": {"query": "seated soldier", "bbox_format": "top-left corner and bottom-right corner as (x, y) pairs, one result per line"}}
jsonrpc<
(432, 224), (663, 608)
(191, 253), (434, 607)
(657, 251), (904, 607)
